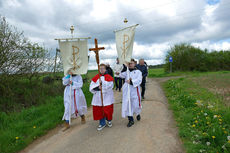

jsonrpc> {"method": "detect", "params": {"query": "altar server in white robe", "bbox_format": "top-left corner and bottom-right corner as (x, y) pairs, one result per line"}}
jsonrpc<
(62, 71), (87, 131)
(90, 64), (115, 131)
(119, 59), (142, 127)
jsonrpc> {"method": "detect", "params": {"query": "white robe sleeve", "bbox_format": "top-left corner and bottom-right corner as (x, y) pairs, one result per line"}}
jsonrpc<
(89, 80), (99, 94)
(102, 79), (113, 93)
(119, 71), (127, 79)
(72, 75), (83, 89)
(62, 75), (70, 86)
(131, 70), (142, 87)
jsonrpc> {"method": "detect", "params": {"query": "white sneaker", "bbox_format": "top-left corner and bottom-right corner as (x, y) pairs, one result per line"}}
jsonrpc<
(97, 124), (106, 131)
(107, 121), (112, 128)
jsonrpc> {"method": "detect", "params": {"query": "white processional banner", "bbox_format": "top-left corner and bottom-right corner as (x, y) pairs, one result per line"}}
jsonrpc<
(115, 25), (137, 64)
(59, 39), (88, 75)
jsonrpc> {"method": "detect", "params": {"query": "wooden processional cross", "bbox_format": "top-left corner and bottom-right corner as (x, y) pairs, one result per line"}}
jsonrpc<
(89, 39), (105, 108)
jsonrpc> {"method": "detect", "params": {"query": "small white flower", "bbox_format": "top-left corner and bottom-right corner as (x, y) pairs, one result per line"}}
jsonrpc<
(208, 105), (214, 109)
(206, 142), (211, 146)
(193, 141), (198, 144)
(214, 115), (217, 118)
(227, 136), (230, 141)
(204, 113), (207, 116)
(222, 145), (226, 149)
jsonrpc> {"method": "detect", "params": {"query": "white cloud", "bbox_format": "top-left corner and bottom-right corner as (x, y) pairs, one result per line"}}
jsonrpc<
(1, 0), (230, 70)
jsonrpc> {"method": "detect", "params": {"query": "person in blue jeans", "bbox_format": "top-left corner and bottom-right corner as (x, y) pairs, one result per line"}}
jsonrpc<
(89, 64), (115, 131)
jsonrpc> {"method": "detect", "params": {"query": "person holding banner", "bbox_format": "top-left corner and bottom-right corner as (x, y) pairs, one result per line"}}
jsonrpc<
(119, 59), (142, 127)
(90, 64), (114, 131)
(62, 70), (87, 131)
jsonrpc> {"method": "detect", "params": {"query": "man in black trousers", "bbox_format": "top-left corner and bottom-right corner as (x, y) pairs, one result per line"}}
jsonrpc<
(136, 59), (148, 99)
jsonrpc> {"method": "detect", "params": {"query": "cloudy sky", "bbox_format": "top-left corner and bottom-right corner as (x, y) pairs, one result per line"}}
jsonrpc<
(1, 0), (230, 69)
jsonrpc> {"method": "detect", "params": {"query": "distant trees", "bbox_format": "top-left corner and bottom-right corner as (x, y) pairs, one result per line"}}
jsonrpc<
(0, 16), (63, 112)
(0, 16), (52, 81)
(164, 43), (230, 72)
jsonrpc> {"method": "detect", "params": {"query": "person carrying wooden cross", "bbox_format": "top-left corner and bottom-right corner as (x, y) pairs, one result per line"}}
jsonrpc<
(90, 64), (114, 131)
(89, 39), (115, 131)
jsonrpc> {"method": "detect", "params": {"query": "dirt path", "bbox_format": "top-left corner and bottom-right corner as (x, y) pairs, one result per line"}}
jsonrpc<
(20, 78), (184, 153)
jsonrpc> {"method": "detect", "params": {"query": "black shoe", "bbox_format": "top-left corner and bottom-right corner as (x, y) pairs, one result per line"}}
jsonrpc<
(116, 87), (118, 91)
(136, 115), (141, 121)
(142, 96), (145, 99)
(127, 121), (134, 127)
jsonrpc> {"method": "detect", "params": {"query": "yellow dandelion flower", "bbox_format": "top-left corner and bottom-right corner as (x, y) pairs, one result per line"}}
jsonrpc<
(228, 140), (230, 143)
(33, 126), (36, 129)
(16, 137), (19, 140)
(207, 122), (210, 124)
(224, 131), (227, 134)
(195, 120), (198, 123)
(192, 124), (196, 127)
(219, 119), (222, 122)
(212, 136), (216, 139)
(222, 128), (226, 130)
(201, 110), (204, 113)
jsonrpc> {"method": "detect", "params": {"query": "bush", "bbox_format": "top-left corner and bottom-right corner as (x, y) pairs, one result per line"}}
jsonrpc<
(164, 43), (230, 72)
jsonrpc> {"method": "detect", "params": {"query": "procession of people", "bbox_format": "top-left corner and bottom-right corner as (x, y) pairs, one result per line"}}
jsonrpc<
(57, 24), (147, 131)
(61, 57), (148, 131)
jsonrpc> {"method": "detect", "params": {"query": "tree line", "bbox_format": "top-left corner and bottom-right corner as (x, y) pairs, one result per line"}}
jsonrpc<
(0, 16), (63, 112)
(164, 43), (230, 72)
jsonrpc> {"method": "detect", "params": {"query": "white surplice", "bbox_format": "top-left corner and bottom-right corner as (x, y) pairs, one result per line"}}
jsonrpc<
(119, 69), (142, 118)
(62, 75), (87, 120)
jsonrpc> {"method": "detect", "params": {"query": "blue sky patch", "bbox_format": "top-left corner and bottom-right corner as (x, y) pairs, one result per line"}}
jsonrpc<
(206, 0), (220, 5)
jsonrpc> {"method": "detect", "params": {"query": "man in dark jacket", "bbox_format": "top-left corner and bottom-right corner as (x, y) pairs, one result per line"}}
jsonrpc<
(136, 59), (148, 99)
(106, 63), (114, 77)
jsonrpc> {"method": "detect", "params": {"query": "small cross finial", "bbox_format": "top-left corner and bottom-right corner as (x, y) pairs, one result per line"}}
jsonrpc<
(124, 18), (128, 23)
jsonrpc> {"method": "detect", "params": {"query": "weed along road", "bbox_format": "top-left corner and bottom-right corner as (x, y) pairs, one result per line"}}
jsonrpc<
(20, 78), (184, 153)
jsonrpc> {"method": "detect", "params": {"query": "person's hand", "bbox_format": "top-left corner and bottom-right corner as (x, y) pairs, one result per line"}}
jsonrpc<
(99, 85), (102, 90)
(99, 79), (102, 85)
(69, 81), (72, 85)
(124, 62), (129, 66)
(126, 79), (130, 84)
(116, 72), (119, 75)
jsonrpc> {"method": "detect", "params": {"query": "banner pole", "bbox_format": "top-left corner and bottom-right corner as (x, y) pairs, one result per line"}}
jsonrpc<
(69, 75), (72, 125)
(127, 67), (132, 116)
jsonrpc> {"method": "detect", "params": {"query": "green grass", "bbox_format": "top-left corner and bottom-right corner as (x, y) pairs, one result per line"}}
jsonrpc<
(0, 71), (94, 153)
(162, 76), (230, 153)
(0, 96), (63, 153)
(148, 68), (230, 78)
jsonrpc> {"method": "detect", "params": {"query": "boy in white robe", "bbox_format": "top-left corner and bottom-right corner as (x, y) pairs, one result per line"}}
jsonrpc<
(119, 59), (142, 127)
(89, 64), (115, 131)
(62, 71), (87, 131)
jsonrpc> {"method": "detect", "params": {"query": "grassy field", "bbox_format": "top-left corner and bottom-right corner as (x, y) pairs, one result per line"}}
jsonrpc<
(148, 68), (230, 78)
(161, 72), (230, 152)
(0, 71), (96, 153)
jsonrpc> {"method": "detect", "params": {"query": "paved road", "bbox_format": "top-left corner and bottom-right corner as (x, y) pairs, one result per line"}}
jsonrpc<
(21, 78), (184, 153)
